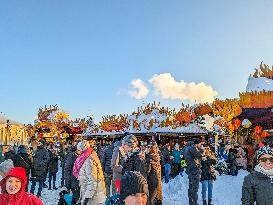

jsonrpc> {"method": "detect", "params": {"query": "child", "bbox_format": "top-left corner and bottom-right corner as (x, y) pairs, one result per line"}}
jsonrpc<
(0, 167), (43, 204)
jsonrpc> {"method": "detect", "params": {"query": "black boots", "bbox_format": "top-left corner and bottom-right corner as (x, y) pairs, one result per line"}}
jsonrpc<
(203, 199), (213, 205)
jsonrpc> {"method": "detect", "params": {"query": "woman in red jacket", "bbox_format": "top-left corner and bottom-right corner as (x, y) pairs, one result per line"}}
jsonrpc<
(0, 167), (43, 205)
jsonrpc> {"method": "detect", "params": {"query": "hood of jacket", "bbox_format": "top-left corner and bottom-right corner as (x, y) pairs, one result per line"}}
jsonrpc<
(0, 167), (27, 195)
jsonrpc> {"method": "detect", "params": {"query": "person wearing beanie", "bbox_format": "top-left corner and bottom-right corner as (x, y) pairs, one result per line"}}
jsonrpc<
(0, 167), (43, 204)
(183, 138), (203, 205)
(0, 159), (14, 177)
(30, 139), (50, 197)
(73, 140), (106, 205)
(242, 146), (273, 205)
(111, 134), (138, 194)
(105, 171), (148, 205)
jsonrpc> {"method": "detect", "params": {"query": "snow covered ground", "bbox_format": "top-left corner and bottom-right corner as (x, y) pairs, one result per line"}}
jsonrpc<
(34, 167), (248, 204)
(163, 170), (249, 205)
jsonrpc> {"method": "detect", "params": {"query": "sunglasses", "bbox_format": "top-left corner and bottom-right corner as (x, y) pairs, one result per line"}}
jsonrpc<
(260, 157), (273, 163)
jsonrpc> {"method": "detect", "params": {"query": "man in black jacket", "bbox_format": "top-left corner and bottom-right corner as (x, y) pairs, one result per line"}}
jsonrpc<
(64, 145), (80, 205)
(102, 143), (114, 197)
(184, 138), (203, 205)
(30, 140), (50, 197)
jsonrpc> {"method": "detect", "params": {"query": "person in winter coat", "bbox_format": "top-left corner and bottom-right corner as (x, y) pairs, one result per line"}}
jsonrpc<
(30, 140), (50, 197)
(101, 143), (114, 197)
(228, 148), (238, 176)
(147, 142), (162, 205)
(111, 135), (138, 194)
(242, 147), (273, 205)
(12, 145), (32, 191)
(48, 146), (58, 190)
(184, 138), (203, 205)
(4, 146), (16, 161)
(171, 143), (182, 177)
(122, 146), (147, 179)
(200, 146), (217, 205)
(73, 140), (106, 205)
(64, 145), (80, 205)
(0, 167), (43, 205)
(105, 171), (149, 205)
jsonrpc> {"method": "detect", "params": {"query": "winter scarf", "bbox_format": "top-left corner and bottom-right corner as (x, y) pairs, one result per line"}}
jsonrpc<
(255, 164), (273, 180)
(73, 147), (93, 179)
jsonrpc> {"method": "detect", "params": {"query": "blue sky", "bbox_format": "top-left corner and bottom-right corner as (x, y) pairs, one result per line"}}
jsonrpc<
(0, 0), (273, 124)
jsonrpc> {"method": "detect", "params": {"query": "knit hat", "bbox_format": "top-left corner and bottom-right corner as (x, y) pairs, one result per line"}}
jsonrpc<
(0, 159), (14, 175)
(256, 147), (273, 160)
(122, 134), (138, 148)
(76, 140), (90, 152)
(120, 171), (148, 201)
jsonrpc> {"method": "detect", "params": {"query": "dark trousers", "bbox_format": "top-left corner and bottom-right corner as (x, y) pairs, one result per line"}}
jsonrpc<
(61, 162), (65, 186)
(72, 188), (80, 205)
(188, 172), (201, 205)
(104, 173), (112, 197)
(173, 163), (181, 177)
(48, 171), (57, 188)
(30, 179), (43, 196)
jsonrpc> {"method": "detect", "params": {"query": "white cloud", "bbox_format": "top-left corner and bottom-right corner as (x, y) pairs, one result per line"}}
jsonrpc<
(128, 79), (149, 100)
(149, 73), (218, 103)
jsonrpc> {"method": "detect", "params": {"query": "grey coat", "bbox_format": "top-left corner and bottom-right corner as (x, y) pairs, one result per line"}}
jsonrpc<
(242, 171), (273, 205)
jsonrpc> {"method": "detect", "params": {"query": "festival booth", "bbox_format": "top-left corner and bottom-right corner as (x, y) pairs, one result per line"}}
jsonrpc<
(81, 102), (215, 147)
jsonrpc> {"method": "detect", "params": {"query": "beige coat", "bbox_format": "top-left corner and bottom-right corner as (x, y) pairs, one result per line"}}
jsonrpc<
(78, 154), (106, 205)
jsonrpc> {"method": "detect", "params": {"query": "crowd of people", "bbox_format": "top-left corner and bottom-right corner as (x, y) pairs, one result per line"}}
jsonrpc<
(0, 134), (272, 205)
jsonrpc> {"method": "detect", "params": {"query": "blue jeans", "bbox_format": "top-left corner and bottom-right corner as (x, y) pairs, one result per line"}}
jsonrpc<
(201, 180), (213, 201)
(30, 179), (43, 196)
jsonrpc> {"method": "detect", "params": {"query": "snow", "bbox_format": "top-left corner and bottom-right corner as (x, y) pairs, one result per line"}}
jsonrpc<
(163, 170), (249, 205)
(37, 164), (249, 205)
(246, 76), (273, 92)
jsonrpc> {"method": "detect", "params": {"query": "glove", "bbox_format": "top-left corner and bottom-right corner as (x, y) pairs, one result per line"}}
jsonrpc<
(83, 198), (90, 205)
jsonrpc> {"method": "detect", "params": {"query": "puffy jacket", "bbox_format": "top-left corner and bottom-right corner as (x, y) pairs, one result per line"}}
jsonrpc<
(78, 153), (106, 205)
(242, 171), (273, 205)
(184, 145), (202, 175)
(64, 149), (79, 190)
(31, 147), (50, 181)
(0, 167), (43, 205)
(102, 145), (114, 175)
(122, 151), (147, 179)
(200, 155), (217, 181)
(48, 150), (58, 173)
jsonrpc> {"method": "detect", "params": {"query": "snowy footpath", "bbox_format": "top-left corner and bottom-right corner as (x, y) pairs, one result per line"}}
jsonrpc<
(163, 170), (249, 205)
(36, 169), (248, 204)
